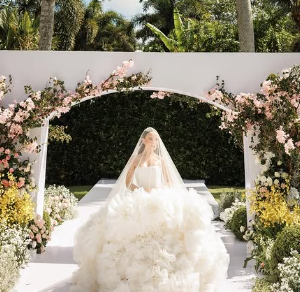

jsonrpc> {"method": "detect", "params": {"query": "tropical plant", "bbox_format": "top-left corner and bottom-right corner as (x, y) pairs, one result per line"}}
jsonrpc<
(74, 1), (136, 51)
(0, 8), (39, 49)
(146, 8), (186, 52)
(54, 0), (84, 50)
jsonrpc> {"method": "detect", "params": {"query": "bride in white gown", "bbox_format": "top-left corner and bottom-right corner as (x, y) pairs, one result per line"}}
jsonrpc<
(72, 127), (230, 292)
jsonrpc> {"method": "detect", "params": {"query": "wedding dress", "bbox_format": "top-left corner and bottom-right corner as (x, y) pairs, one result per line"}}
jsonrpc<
(72, 128), (229, 292)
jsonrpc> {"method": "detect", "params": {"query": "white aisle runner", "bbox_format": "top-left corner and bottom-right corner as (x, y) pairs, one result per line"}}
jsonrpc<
(15, 181), (256, 292)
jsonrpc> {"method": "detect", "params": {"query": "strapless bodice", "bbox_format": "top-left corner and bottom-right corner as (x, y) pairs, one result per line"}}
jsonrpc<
(135, 166), (162, 188)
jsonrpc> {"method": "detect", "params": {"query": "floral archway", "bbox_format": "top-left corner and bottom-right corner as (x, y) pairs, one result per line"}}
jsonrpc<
(1, 51), (300, 291)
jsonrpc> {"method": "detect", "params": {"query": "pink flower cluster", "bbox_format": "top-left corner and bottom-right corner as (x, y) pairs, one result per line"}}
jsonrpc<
(112, 60), (134, 78)
(29, 214), (52, 253)
(205, 88), (224, 103)
(150, 91), (170, 99)
(275, 126), (298, 155)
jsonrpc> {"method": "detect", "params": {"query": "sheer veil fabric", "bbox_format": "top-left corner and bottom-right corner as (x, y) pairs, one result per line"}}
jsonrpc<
(104, 127), (186, 207)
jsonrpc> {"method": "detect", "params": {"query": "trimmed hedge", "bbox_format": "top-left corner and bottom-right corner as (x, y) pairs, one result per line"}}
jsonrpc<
(230, 206), (247, 240)
(46, 91), (244, 186)
(270, 224), (300, 279)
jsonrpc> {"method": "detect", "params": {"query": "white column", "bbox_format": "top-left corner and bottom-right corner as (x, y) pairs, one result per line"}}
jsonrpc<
(243, 131), (261, 225)
(25, 120), (49, 217)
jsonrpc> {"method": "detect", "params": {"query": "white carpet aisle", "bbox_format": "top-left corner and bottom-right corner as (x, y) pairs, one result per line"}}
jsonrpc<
(15, 181), (256, 292)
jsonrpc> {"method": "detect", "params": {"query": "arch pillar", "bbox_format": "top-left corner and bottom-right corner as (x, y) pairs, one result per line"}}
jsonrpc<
(243, 131), (261, 225)
(25, 120), (49, 216)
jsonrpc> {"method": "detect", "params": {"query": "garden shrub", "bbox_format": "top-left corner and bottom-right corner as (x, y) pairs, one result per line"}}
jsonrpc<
(219, 190), (244, 212)
(230, 206), (247, 240)
(270, 224), (300, 279)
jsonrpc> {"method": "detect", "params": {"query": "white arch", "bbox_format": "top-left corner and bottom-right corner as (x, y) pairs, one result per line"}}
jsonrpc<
(1, 51), (300, 220)
(71, 87), (231, 111)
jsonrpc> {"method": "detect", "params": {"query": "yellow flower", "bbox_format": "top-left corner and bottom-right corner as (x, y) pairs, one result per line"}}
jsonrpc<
(249, 186), (300, 227)
(0, 176), (34, 227)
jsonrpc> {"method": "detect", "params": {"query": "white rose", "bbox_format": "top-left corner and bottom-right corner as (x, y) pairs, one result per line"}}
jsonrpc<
(240, 226), (245, 233)
(275, 172), (280, 178)
(32, 241), (37, 248)
(255, 157), (261, 165)
(267, 177), (273, 186)
(274, 179), (279, 185)
(282, 172), (288, 178)
(264, 152), (275, 159)
(277, 161), (282, 166)
(260, 176), (267, 183)
(262, 165), (269, 172)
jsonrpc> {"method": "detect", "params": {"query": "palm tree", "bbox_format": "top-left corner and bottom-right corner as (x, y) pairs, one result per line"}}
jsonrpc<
(235, 0), (255, 52)
(74, 2), (136, 52)
(74, 0), (102, 50)
(38, 0), (55, 50)
(0, 8), (39, 49)
(270, 0), (300, 31)
(133, 0), (175, 47)
(54, 0), (85, 50)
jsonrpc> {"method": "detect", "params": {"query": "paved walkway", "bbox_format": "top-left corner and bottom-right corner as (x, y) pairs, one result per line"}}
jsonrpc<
(15, 181), (256, 292)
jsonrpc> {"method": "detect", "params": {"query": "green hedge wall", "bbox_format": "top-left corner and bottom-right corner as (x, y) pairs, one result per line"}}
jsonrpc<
(46, 91), (244, 186)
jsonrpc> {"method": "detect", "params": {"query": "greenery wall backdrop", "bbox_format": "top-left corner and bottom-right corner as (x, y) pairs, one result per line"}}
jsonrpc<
(46, 91), (244, 186)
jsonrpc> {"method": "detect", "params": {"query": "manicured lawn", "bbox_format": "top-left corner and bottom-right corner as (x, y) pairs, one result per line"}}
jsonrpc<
(207, 185), (245, 202)
(67, 185), (94, 201)
(65, 184), (245, 202)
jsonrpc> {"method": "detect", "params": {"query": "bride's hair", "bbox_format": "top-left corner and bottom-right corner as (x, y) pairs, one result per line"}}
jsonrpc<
(138, 127), (159, 154)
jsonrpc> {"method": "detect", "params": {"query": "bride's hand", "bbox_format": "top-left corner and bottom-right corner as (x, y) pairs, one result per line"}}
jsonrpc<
(144, 187), (152, 193)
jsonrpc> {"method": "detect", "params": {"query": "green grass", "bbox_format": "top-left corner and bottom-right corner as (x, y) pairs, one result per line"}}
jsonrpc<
(207, 185), (245, 202)
(61, 184), (245, 202)
(66, 185), (93, 201)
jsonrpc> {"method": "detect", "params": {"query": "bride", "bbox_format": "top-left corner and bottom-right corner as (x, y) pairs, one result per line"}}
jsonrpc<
(72, 127), (230, 292)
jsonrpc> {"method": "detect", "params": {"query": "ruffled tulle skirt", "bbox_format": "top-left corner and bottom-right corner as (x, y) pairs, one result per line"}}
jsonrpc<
(71, 188), (230, 292)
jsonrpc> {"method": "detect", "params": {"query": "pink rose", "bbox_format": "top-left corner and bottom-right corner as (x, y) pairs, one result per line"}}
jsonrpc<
(284, 138), (295, 155)
(4, 149), (10, 155)
(9, 168), (14, 173)
(14, 153), (19, 158)
(0, 147), (4, 152)
(29, 232), (34, 239)
(260, 187), (267, 193)
(276, 126), (287, 144)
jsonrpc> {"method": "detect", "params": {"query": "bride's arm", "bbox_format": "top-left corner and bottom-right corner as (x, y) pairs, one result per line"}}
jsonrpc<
(126, 156), (139, 191)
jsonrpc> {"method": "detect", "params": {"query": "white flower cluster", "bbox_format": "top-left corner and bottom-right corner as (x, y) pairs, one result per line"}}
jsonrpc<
(271, 250), (300, 292)
(255, 152), (275, 172)
(255, 171), (288, 187)
(0, 225), (31, 291)
(287, 187), (300, 207)
(220, 199), (246, 226)
(44, 185), (78, 226)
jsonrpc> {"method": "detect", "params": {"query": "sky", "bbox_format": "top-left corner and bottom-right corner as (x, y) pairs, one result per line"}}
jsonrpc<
(85, 0), (144, 20)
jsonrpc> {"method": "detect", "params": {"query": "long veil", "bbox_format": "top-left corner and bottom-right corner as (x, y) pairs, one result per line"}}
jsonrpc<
(104, 127), (186, 206)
